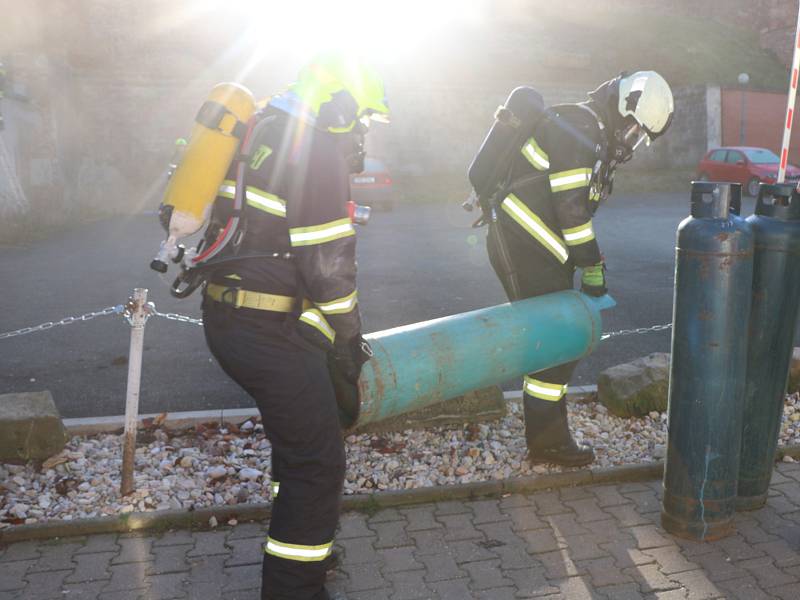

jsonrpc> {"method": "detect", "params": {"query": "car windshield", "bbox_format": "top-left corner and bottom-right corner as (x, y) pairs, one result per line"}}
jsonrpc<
(363, 158), (386, 172)
(742, 148), (780, 164)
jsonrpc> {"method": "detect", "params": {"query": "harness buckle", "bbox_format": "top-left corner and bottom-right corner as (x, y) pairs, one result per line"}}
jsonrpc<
(220, 287), (243, 309)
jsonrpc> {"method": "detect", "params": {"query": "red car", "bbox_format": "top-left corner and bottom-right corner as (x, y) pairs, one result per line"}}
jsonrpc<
(696, 146), (800, 197)
(350, 158), (394, 211)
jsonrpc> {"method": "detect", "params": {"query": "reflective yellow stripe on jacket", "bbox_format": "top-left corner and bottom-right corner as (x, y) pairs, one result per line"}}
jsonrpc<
(549, 168), (592, 193)
(299, 308), (335, 343)
(316, 290), (358, 316)
(521, 137), (550, 171)
(289, 218), (354, 247)
(264, 536), (333, 562)
(218, 180), (287, 218)
(524, 376), (567, 402)
(501, 194), (568, 264)
(561, 221), (595, 247)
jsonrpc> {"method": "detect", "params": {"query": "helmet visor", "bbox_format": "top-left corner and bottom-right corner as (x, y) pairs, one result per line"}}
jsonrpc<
(622, 122), (649, 150)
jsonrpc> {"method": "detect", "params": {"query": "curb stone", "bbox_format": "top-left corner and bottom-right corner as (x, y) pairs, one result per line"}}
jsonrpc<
(2, 449), (796, 545)
(1, 462), (647, 543)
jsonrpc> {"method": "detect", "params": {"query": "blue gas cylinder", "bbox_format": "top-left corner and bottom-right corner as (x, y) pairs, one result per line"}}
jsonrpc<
(738, 183), (800, 510)
(661, 181), (754, 541)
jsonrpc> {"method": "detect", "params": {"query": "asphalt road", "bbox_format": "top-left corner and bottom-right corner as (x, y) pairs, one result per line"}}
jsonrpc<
(0, 192), (760, 418)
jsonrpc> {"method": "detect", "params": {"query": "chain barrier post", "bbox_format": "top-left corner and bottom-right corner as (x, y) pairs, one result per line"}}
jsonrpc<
(120, 288), (151, 497)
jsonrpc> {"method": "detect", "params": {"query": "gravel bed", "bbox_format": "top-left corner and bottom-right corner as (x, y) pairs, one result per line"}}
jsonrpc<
(2, 394), (800, 527)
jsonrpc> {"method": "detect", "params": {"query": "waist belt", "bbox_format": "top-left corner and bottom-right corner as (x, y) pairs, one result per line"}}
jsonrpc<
(206, 283), (296, 312)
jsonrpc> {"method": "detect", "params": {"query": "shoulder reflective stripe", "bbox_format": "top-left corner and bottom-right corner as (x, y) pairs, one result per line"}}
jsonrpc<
(317, 290), (358, 315)
(523, 376), (567, 401)
(264, 537), (333, 562)
(521, 137), (550, 171)
(289, 218), (354, 247)
(501, 195), (568, 263)
(299, 309), (335, 343)
(224, 273), (242, 281)
(245, 186), (287, 217)
(250, 144), (273, 170)
(561, 221), (595, 246)
(549, 168), (592, 192)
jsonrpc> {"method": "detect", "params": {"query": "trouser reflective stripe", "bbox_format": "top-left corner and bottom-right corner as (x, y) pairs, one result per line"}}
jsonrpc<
(264, 536), (333, 562)
(271, 481), (280, 499)
(523, 375), (567, 402)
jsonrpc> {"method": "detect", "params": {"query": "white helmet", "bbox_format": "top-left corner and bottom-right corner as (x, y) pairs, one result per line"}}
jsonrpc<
(617, 71), (674, 143)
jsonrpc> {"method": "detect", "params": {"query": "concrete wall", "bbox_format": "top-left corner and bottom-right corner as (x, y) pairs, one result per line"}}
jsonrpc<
(0, 64), (713, 221)
(625, 86), (712, 171)
(0, 0), (720, 224)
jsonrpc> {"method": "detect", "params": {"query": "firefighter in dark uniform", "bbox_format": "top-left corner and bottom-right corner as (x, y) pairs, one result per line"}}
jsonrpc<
(486, 71), (674, 467)
(200, 55), (389, 600)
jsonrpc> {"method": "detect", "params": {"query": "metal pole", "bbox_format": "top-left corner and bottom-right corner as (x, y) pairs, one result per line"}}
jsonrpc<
(740, 89), (746, 145)
(121, 288), (149, 496)
(778, 4), (800, 183)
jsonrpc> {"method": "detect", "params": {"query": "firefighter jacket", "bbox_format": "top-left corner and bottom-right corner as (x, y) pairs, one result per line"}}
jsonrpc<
(496, 103), (611, 271)
(204, 107), (361, 348)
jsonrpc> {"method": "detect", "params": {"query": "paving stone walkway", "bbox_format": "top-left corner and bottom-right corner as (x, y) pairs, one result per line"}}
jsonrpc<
(2, 462), (800, 599)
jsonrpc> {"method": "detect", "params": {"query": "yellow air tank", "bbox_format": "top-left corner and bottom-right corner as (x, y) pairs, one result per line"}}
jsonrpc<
(163, 82), (256, 240)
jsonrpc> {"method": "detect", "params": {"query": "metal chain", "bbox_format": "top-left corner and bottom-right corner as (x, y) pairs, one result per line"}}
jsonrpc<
(601, 323), (672, 341)
(0, 305), (125, 340)
(149, 306), (204, 327)
(1, 300), (669, 340)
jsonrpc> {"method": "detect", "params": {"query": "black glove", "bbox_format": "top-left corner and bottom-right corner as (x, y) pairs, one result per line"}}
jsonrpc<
(332, 335), (373, 384)
(580, 262), (607, 297)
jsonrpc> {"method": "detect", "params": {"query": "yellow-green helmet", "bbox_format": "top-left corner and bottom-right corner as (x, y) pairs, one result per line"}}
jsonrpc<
(290, 53), (389, 131)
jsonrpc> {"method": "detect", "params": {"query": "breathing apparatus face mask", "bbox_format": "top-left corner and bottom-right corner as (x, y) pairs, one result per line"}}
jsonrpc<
(612, 118), (649, 164)
(342, 117), (369, 174)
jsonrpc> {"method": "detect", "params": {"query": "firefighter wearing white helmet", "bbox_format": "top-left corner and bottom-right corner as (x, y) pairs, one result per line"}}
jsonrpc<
(200, 53), (389, 600)
(478, 71), (674, 467)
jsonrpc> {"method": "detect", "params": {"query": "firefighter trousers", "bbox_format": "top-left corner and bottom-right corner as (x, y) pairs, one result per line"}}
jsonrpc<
(487, 224), (578, 448)
(203, 301), (345, 600)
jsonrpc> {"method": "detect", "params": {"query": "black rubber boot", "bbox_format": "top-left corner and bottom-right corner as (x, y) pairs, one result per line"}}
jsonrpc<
(323, 550), (340, 574)
(524, 395), (595, 467)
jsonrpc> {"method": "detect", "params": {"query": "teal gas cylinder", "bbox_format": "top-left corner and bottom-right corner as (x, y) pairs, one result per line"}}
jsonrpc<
(737, 183), (800, 510)
(333, 291), (614, 429)
(661, 182), (754, 541)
